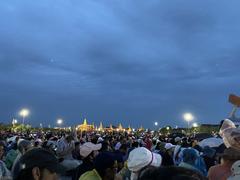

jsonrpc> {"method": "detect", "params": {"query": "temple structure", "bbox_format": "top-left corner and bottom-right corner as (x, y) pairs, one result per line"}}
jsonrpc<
(76, 118), (94, 131)
(76, 119), (134, 132)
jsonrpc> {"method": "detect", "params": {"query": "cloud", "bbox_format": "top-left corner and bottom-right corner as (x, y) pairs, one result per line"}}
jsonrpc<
(0, 0), (240, 127)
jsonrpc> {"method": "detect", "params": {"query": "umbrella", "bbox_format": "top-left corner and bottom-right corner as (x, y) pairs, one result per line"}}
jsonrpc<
(199, 137), (223, 148)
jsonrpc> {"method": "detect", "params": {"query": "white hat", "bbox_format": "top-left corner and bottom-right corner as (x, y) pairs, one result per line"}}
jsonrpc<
(80, 142), (102, 158)
(35, 139), (42, 143)
(164, 143), (175, 150)
(97, 137), (104, 143)
(127, 147), (162, 172)
(174, 137), (182, 143)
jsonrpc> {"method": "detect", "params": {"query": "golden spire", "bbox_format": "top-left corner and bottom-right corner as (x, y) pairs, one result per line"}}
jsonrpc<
(139, 125), (144, 131)
(99, 122), (103, 130)
(83, 118), (88, 125)
(128, 125), (132, 132)
(118, 123), (123, 130)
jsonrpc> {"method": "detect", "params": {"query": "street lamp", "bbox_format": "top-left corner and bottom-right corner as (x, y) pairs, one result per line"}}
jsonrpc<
(57, 119), (63, 128)
(154, 122), (158, 126)
(12, 119), (18, 125)
(192, 122), (198, 128)
(192, 122), (198, 135)
(166, 126), (170, 135)
(19, 109), (29, 125)
(183, 113), (194, 134)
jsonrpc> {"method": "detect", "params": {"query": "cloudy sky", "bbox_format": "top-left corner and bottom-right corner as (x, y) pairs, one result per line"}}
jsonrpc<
(0, 0), (240, 128)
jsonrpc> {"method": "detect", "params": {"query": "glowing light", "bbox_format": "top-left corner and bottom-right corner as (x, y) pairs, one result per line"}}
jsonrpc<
(183, 113), (194, 122)
(154, 122), (158, 126)
(183, 113), (195, 134)
(166, 126), (170, 130)
(19, 109), (29, 124)
(19, 109), (29, 117)
(192, 123), (198, 128)
(12, 119), (18, 124)
(57, 119), (63, 125)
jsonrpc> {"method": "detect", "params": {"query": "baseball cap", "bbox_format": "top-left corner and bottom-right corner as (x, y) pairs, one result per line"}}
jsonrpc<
(127, 147), (162, 172)
(80, 142), (102, 158)
(174, 137), (182, 143)
(14, 148), (65, 180)
(164, 143), (176, 150)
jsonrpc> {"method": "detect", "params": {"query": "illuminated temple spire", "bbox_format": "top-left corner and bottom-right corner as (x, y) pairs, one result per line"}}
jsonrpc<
(118, 123), (123, 131)
(99, 122), (103, 131)
(128, 125), (132, 132)
(83, 118), (88, 125)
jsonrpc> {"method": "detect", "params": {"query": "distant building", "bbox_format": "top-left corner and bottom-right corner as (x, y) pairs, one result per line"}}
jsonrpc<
(138, 125), (144, 132)
(76, 118), (94, 131)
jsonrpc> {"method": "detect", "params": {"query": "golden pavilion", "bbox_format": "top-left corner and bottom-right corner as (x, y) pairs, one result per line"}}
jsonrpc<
(76, 118), (94, 131)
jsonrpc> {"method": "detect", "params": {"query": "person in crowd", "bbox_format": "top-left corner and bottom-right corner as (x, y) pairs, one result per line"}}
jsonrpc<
(208, 147), (240, 180)
(128, 141), (139, 154)
(219, 119), (240, 150)
(151, 138), (157, 151)
(11, 139), (32, 174)
(5, 140), (18, 170)
(173, 136), (185, 166)
(13, 148), (65, 180)
(138, 166), (207, 180)
(179, 148), (204, 175)
(73, 142), (101, 180)
(114, 143), (128, 171)
(127, 147), (162, 180)
(161, 143), (175, 166)
(0, 142), (11, 179)
(193, 147), (207, 176)
(144, 135), (152, 150)
(33, 139), (42, 148)
(115, 136), (125, 151)
(79, 152), (118, 180)
(97, 137), (104, 144)
(56, 135), (81, 171)
(201, 146), (216, 171)
(42, 140), (57, 155)
(174, 136), (182, 145)
(100, 141), (111, 152)
(72, 142), (81, 160)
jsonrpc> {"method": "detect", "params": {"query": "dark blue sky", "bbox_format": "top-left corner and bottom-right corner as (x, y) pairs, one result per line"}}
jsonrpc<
(0, 0), (240, 129)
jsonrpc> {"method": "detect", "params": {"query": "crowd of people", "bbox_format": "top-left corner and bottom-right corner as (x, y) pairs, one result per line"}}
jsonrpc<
(0, 118), (239, 180)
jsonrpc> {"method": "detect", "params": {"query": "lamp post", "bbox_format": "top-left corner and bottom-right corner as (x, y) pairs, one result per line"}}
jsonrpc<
(192, 122), (198, 134)
(12, 119), (18, 131)
(192, 122), (198, 128)
(12, 119), (18, 125)
(154, 121), (158, 130)
(19, 109), (29, 125)
(183, 113), (194, 135)
(57, 119), (63, 128)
